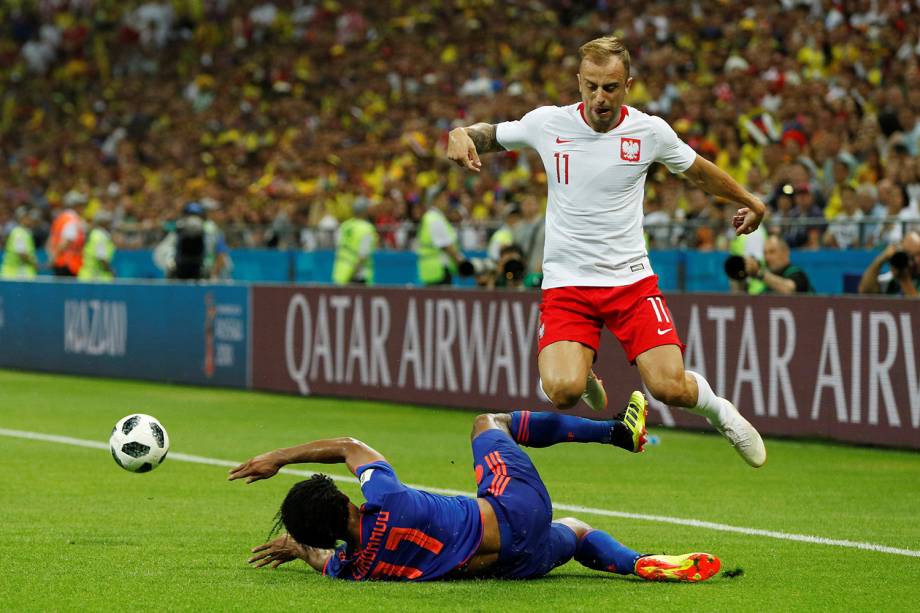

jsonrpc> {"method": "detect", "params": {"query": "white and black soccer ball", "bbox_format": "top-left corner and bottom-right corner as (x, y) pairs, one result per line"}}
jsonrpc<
(109, 414), (170, 473)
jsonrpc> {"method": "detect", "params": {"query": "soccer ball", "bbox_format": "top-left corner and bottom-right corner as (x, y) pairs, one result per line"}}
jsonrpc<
(109, 414), (170, 473)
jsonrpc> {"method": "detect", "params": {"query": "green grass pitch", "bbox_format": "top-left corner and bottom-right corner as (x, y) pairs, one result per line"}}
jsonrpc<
(1, 369), (918, 611)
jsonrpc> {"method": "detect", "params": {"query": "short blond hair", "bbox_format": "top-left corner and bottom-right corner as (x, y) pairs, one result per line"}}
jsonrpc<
(579, 36), (631, 77)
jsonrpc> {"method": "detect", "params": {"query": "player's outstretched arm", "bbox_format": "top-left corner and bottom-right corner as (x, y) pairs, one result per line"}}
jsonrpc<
(228, 437), (386, 483)
(682, 154), (766, 235)
(447, 123), (504, 172)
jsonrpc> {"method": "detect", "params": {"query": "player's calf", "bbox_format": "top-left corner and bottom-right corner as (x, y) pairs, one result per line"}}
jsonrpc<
(508, 395), (646, 453)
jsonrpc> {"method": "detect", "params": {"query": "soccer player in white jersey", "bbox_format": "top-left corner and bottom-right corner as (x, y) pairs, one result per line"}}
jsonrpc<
(446, 36), (767, 468)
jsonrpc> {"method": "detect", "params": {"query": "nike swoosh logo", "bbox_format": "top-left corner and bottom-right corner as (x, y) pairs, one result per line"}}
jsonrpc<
(657, 328), (673, 335)
(555, 137), (572, 144)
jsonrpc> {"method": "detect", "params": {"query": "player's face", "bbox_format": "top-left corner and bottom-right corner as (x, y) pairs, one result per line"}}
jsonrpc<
(577, 56), (632, 132)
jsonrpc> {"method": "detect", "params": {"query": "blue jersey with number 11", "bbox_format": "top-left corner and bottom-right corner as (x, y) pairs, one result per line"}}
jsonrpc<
(323, 461), (483, 581)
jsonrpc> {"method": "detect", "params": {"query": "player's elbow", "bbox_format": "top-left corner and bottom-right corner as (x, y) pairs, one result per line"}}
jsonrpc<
(338, 437), (371, 453)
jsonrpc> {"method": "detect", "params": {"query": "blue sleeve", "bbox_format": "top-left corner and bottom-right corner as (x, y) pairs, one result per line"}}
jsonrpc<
(322, 543), (353, 580)
(355, 461), (405, 508)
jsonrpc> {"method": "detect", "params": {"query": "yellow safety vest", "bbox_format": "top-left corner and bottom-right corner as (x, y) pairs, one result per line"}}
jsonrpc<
(78, 228), (116, 282)
(332, 218), (377, 284)
(416, 209), (457, 284)
(1, 225), (37, 279)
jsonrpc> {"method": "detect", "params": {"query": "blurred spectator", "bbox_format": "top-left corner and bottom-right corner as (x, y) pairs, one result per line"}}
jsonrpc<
(858, 231), (920, 297)
(332, 198), (378, 285)
(742, 236), (813, 295)
(823, 186), (864, 249)
(1, 207), (39, 280)
(513, 193), (545, 279)
(78, 209), (116, 282)
(876, 179), (920, 245)
(0, 0), (919, 254)
(855, 183), (884, 246)
(783, 184), (824, 249)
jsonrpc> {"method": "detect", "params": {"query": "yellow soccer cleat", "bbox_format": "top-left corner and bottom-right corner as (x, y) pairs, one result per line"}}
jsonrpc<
(635, 552), (721, 583)
(611, 390), (648, 453)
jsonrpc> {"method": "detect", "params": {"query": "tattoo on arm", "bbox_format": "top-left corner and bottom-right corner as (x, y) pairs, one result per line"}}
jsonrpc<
(464, 123), (505, 154)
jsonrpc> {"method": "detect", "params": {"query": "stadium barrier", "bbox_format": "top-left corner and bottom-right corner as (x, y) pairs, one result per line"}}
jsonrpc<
(0, 279), (249, 388)
(1, 248), (880, 293)
(2, 280), (917, 449)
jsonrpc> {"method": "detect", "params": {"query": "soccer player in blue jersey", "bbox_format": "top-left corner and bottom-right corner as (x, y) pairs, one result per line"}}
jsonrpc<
(229, 392), (720, 582)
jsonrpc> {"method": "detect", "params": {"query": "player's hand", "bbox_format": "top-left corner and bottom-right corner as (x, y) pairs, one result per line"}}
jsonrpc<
(248, 534), (304, 569)
(228, 451), (285, 483)
(447, 128), (482, 172)
(733, 206), (764, 235)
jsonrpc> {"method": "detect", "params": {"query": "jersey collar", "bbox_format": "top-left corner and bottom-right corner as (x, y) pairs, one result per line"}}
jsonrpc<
(577, 102), (629, 132)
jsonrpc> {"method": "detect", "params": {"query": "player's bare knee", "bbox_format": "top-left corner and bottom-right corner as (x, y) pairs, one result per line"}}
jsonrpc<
(647, 376), (688, 406)
(542, 378), (583, 410)
(471, 413), (511, 440)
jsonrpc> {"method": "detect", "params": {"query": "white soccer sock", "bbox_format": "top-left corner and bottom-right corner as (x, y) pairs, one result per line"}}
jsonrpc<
(686, 371), (728, 424)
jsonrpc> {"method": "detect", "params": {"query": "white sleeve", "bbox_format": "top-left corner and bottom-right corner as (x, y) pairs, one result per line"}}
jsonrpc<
(428, 215), (454, 248)
(650, 116), (697, 174)
(496, 106), (555, 151)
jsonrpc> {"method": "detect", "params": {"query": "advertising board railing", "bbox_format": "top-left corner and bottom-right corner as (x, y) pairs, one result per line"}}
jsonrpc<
(250, 286), (920, 450)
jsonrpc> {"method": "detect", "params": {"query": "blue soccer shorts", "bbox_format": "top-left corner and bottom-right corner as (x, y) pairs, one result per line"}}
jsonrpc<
(471, 429), (577, 579)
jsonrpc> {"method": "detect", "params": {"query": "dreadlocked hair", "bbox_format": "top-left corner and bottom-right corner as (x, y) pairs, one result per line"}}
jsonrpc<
(271, 474), (350, 549)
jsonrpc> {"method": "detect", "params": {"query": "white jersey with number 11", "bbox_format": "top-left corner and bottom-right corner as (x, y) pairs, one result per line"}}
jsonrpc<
(496, 103), (697, 289)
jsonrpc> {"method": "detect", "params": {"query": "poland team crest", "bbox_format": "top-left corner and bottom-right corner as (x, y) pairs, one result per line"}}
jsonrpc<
(620, 137), (641, 162)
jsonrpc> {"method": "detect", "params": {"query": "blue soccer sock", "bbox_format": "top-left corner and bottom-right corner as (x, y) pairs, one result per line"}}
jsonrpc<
(509, 410), (613, 448)
(574, 529), (642, 576)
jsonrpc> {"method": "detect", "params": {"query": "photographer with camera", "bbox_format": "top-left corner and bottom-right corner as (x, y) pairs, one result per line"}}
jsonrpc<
(724, 235), (812, 295)
(154, 201), (230, 281)
(857, 230), (920, 297)
(459, 244), (528, 290)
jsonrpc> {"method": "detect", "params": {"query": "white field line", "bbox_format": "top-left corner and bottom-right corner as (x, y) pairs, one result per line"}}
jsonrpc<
(3, 427), (919, 559)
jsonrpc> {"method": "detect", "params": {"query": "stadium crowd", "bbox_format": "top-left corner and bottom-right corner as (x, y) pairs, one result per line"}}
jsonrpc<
(1, 0), (920, 267)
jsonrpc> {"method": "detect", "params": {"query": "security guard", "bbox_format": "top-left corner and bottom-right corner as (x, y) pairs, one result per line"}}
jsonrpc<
(416, 192), (464, 286)
(1, 207), (38, 280)
(332, 198), (378, 285)
(78, 209), (116, 282)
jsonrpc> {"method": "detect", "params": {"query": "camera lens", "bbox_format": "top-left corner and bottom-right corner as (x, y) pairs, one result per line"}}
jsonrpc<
(889, 251), (909, 270)
(723, 255), (748, 281)
(458, 260), (476, 277)
(502, 258), (525, 281)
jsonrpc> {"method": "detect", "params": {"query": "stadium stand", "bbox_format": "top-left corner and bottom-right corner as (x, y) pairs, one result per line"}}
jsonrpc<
(0, 0), (918, 256)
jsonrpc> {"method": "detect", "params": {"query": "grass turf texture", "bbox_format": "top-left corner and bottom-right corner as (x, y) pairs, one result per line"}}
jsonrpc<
(1, 369), (918, 612)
